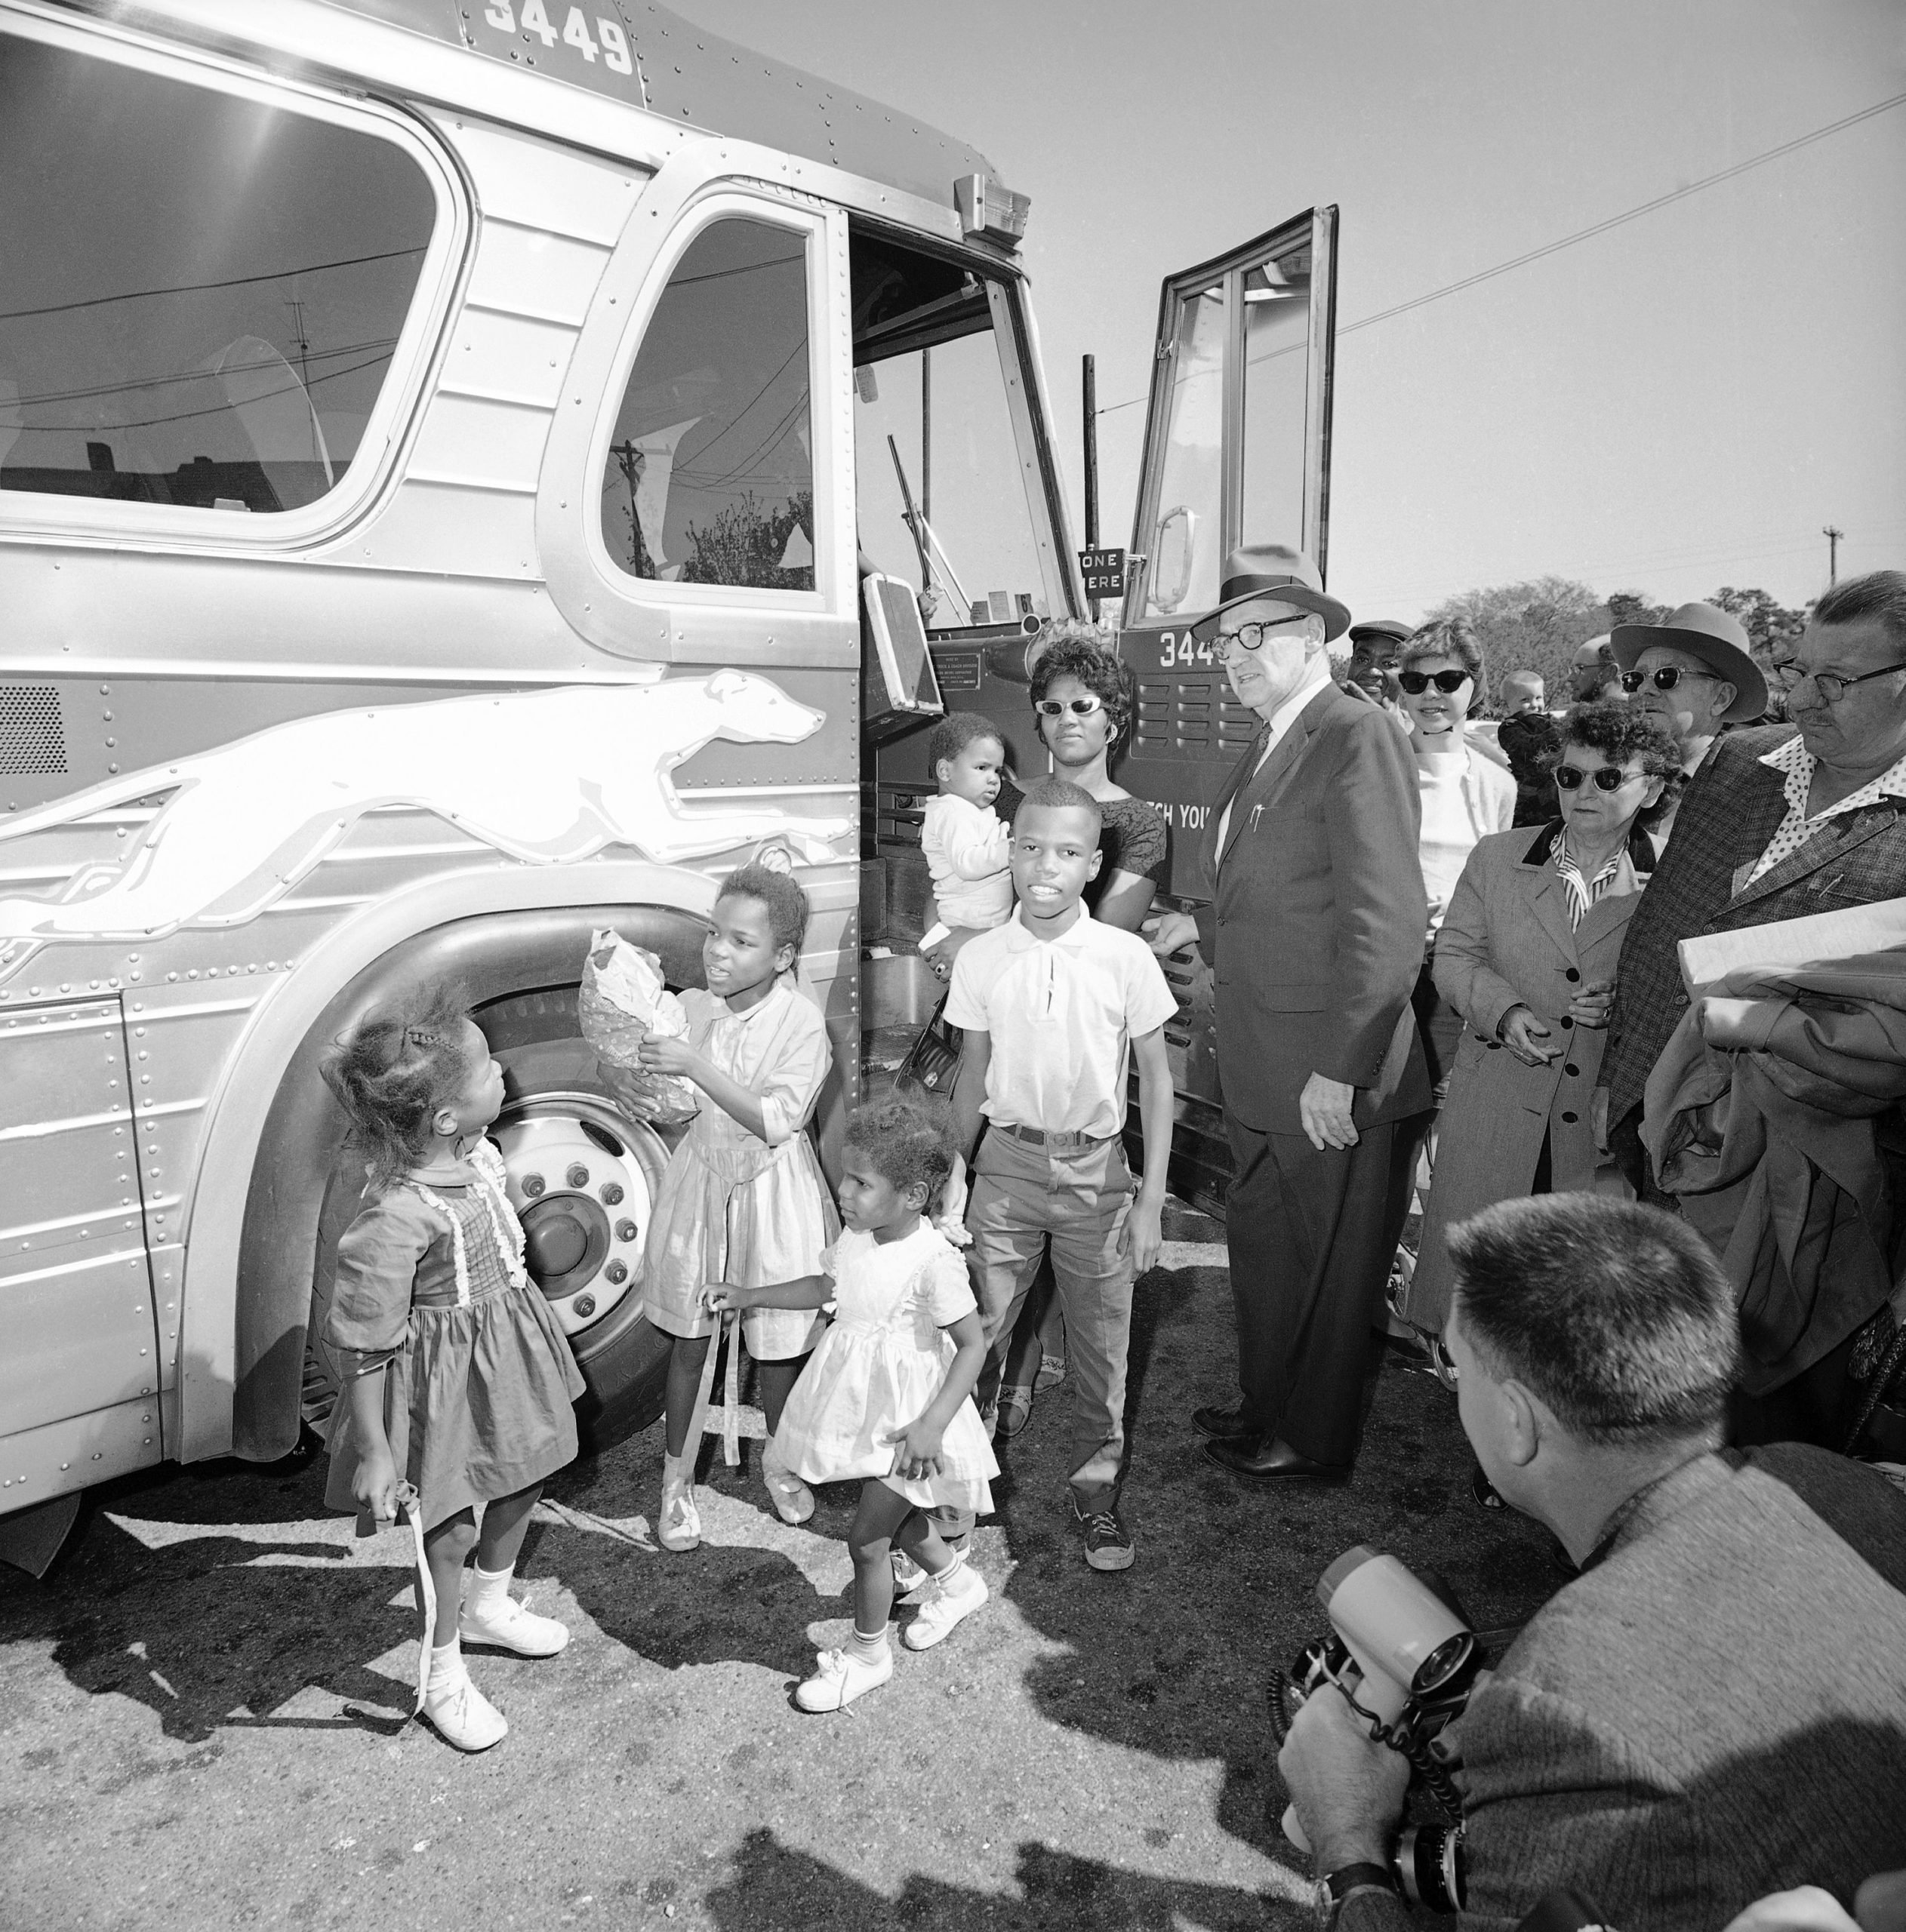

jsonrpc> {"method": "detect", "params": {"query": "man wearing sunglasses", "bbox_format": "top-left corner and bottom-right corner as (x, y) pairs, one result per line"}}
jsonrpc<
(1608, 601), (1766, 848)
(1147, 544), (1427, 1484)
(1602, 569), (1906, 1447)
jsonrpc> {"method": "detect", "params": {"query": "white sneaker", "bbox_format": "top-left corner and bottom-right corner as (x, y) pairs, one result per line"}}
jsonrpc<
(761, 1453), (814, 1526)
(794, 1644), (893, 1712)
(891, 1550), (931, 1602)
(657, 1481), (701, 1553)
(423, 1672), (508, 1752)
(459, 1590), (569, 1657)
(903, 1564), (988, 1651)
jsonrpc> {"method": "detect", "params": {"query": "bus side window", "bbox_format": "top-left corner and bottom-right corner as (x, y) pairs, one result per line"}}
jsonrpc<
(599, 217), (815, 591)
(0, 34), (436, 516)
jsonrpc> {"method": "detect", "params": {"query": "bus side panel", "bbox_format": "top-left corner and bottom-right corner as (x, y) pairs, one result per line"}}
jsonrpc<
(0, 998), (165, 1512)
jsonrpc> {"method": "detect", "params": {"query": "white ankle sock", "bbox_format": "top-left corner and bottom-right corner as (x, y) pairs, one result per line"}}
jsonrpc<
(426, 1636), (465, 1691)
(662, 1451), (691, 1491)
(466, 1562), (513, 1615)
(928, 1546), (966, 1581)
(847, 1626), (889, 1665)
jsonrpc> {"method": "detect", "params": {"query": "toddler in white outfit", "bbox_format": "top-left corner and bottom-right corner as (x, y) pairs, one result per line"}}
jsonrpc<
(919, 712), (1012, 958)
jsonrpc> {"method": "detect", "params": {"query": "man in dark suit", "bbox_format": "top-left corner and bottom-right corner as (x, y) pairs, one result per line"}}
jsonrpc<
(1278, 1194), (1906, 1932)
(1600, 569), (1906, 1438)
(1147, 545), (1427, 1482)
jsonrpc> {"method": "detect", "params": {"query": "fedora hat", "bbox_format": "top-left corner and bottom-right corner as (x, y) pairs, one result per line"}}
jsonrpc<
(1347, 617), (1413, 648)
(1196, 542), (1350, 642)
(1609, 601), (1766, 724)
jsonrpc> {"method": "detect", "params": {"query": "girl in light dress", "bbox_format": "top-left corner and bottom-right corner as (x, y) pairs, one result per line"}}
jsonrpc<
(704, 1094), (996, 1712)
(637, 865), (839, 1551)
(321, 983), (584, 1754)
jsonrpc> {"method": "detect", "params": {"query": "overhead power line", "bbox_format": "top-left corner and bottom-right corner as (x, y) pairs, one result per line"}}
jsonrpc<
(0, 245), (426, 324)
(1094, 87), (1906, 418)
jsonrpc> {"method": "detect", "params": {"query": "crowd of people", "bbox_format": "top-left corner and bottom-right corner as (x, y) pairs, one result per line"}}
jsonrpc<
(311, 549), (1906, 1926)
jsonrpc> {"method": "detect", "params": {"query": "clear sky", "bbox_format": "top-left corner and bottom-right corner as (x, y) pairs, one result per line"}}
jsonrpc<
(673, 0), (1904, 624)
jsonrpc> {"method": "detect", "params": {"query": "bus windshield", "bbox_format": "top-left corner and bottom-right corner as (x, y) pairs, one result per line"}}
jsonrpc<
(849, 231), (1048, 630)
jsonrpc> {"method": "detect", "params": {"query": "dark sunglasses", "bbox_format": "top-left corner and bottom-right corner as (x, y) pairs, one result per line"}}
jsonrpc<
(1034, 694), (1105, 719)
(1620, 666), (1720, 694)
(1397, 669), (1471, 695)
(1554, 763), (1640, 792)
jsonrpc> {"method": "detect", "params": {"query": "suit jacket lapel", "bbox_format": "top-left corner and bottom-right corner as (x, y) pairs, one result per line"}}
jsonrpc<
(1206, 726), (1267, 887)
(1573, 854), (1646, 953)
(1522, 861), (1580, 964)
(1726, 801), (1905, 913)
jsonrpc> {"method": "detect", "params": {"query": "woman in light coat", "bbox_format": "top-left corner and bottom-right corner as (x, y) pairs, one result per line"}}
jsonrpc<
(1408, 701), (1680, 1334)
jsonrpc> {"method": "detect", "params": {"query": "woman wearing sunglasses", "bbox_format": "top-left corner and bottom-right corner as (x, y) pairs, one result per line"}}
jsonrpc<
(1406, 700), (1679, 1361)
(1395, 618), (1516, 1109)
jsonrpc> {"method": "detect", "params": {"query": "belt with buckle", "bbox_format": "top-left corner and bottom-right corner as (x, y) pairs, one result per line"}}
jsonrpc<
(994, 1121), (1116, 1152)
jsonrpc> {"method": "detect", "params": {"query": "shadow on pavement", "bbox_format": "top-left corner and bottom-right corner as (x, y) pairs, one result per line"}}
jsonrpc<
(966, 1223), (1560, 1857)
(704, 1825), (1294, 1931)
(0, 1500), (414, 1746)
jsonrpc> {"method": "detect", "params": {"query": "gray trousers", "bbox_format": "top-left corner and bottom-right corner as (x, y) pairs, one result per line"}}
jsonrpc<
(965, 1128), (1135, 1515)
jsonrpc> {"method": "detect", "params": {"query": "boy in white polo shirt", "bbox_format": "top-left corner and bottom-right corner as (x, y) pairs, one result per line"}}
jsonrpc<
(944, 777), (1178, 1571)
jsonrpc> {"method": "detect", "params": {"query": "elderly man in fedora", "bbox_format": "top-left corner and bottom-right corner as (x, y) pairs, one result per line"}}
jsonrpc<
(1148, 545), (1427, 1481)
(1601, 570), (1906, 1444)
(1612, 600), (1768, 848)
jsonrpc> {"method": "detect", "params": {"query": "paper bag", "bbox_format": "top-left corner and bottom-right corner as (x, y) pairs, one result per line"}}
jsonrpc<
(577, 928), (700, 1126)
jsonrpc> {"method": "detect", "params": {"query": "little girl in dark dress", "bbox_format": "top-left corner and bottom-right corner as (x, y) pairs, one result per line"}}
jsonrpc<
(322, 982), (584, 1752)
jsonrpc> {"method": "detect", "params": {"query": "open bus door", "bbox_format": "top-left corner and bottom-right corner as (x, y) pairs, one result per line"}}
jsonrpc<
(1115, 207), (1339, 1212)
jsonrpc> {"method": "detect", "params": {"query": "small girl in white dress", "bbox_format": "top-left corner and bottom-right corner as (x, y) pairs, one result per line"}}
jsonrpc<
(703, 1094), (996, 1712)
(637, 865), (839, 1552)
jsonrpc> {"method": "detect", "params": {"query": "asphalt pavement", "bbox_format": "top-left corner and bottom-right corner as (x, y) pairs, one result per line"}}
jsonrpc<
(2, 1208), (1559, 1931)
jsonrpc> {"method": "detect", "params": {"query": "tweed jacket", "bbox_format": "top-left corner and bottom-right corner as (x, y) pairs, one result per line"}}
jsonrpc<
(1603, 724), (1906, 1126)
(1343, 1445), (1906, 1932)
(1406, 821), (1650, 1329)
(1191, 681), (1429, 1134)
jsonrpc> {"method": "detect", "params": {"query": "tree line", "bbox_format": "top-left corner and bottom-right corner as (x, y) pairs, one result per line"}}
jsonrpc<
(1425, 577), (1809, 709)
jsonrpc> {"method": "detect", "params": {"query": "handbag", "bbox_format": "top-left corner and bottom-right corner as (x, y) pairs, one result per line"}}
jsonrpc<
(897, 990), (962, 1097)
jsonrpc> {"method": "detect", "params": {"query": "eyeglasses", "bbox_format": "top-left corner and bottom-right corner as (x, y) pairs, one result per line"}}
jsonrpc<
(1785, 661), (1906, 704)
(1397, 669), (1472, 696)
(1620, 666), (1722, 694)
(1034, 694), (1106, 719)
(1213, 615), (1315, 654)
(1554, 763), (1643, 792)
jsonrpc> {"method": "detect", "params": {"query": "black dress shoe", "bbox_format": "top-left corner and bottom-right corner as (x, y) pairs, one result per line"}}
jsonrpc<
(1202, 1435), (1352, 1484)
(1192, 1402), (1256, 1440)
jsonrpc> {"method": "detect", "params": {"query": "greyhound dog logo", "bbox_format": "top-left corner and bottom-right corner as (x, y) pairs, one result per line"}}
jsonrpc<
(0, 669), (851, 978)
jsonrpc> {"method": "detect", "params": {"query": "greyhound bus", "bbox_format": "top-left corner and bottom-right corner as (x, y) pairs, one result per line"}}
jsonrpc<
(0, 0), (1337, 1570)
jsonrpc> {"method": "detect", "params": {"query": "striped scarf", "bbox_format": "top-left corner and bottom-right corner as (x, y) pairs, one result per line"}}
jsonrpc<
(1553, 834), (1621, 930)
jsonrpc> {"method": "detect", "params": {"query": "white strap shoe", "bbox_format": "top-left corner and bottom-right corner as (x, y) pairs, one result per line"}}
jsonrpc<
(761, 1451), (815, 1525)
(793, 1644), (893, 1712)
(459, 1590), (569, 1657)
(423, 1672), (509, 1752)
(902, 1564), (988, 1651)
(657, 1480), (702, 1552)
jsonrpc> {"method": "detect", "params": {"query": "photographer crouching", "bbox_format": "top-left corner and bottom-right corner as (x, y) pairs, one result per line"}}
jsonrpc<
(1278, 1194), (1906, 1930)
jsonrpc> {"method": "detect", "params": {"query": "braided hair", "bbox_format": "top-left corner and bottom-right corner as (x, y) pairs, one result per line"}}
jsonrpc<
(321, 980), (476, 1192)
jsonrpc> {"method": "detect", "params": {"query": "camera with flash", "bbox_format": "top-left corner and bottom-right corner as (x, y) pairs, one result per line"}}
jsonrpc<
(1272, 1544), (1486, 1914)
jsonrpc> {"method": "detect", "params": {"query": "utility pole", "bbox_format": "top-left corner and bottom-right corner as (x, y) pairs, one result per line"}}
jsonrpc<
(611, 439), (651, 575)
(1082, 353), (1100, 620)
(284, 295), (316, 460)
(1824, 525), (1843, 585)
